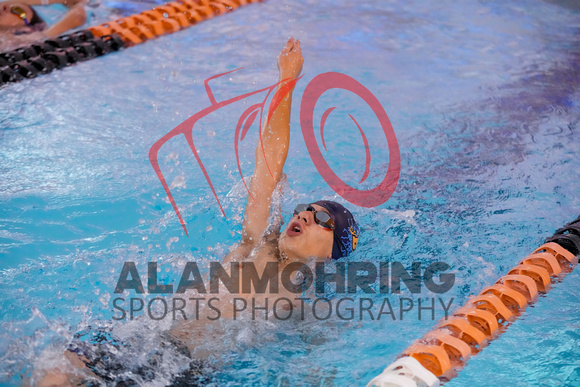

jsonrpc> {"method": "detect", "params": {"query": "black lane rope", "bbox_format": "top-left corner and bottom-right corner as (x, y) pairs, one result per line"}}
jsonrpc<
(0, 30), (125, 86)
(0, 1), (262, 87)
(548, 215), (580, 255)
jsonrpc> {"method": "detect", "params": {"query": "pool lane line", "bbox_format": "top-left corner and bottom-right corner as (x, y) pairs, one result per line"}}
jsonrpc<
(0, 0), (262, 86)
(1, 30), (125, 84)
(367, 215), (580, 387)
(87, 0), (262, 47)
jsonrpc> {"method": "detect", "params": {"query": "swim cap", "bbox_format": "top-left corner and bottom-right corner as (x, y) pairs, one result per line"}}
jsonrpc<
(314, 200), (359, 259)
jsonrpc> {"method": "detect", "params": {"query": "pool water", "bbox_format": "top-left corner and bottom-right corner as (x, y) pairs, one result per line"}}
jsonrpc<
(1, 0), (579, 385)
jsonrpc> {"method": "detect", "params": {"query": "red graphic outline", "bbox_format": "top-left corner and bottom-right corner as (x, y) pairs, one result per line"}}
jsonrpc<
(149, 70), (400, 236)
(301, 72), (400, 208)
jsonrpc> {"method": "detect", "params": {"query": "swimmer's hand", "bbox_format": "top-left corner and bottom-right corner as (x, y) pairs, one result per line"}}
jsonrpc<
(278, 37), (303, 81)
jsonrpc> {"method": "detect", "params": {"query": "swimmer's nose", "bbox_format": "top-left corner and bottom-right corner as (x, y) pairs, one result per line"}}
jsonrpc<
(297, 210), (315, 226)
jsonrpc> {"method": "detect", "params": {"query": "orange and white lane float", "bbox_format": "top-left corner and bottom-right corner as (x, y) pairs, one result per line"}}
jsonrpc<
(367, 216), (580, 387)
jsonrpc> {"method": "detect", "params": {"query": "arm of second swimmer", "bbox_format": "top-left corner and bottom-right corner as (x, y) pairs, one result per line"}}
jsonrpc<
(239, 37), (304, 246)
(43, 1), (86, 38)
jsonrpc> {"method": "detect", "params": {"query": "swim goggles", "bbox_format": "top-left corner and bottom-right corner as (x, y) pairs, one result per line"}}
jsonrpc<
(293, 204), (335, 230)
(10, 5), (30, 26)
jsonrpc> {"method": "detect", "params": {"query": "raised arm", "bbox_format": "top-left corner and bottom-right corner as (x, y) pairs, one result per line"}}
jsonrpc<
(45, 0), (86, 37)
(239, 37), (303, 247)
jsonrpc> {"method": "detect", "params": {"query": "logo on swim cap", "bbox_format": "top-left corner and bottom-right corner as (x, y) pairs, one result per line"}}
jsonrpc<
(350, 225), (359, 251)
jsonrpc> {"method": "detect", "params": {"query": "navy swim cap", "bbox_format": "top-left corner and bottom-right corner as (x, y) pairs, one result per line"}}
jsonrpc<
(314, 200), (359, 259)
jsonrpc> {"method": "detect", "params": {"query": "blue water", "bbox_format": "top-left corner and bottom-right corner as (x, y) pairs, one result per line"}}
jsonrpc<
(1, 0), (579, 385)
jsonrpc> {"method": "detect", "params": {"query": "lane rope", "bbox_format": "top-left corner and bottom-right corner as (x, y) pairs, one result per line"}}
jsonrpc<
(0, 0), (262, 86)
(367, 215), (580, 387)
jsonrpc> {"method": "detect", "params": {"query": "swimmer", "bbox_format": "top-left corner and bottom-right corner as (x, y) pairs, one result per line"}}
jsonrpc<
(35, 37), (360, 386)
(0, 0), (86, 49)
(168, 36), (360, 348)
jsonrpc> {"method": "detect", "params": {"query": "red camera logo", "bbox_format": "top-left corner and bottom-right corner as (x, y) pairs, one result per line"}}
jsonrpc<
(149, 69), (400, 236)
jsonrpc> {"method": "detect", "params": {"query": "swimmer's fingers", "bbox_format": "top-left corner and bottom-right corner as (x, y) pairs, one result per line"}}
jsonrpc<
(294, 39), (301, 53)
(278, 37), (303, 79)
(289, 39), (303, 63)
(281, 37), (295, 55)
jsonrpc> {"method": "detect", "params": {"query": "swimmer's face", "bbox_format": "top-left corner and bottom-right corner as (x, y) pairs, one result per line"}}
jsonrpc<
(0, 3), (32, 27)
(278, 203), (334, 261)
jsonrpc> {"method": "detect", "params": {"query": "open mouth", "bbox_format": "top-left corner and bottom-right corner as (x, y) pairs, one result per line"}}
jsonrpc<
(286, 221), (303, 237)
